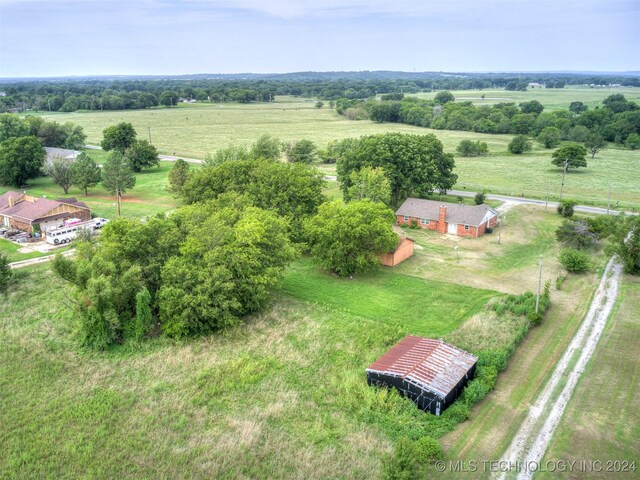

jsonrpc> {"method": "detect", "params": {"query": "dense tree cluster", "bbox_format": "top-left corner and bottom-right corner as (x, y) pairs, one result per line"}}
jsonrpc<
(336, 133), (457, 206)
(2, 73), (638, 113)
(339, 94), (640, 147)
(53, 194), (297, 348)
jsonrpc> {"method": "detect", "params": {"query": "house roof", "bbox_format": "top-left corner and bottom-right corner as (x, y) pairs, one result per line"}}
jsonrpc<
(0, 191), (24, 209)
(0, 195), (89, 222)
(366, 336), (477, 399)
(396, 198), (497, 227)
(44, 147), (80, 166)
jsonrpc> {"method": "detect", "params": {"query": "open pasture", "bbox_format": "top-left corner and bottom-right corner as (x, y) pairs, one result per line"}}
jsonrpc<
(39, 93), (640, 209)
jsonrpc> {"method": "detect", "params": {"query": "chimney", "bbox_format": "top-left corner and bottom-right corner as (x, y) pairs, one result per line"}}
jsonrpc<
(437, 205), (447, 233)
(8, 196), (14, 207)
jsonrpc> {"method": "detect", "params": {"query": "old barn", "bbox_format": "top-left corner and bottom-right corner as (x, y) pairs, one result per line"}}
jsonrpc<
(366, 336), (477, 415)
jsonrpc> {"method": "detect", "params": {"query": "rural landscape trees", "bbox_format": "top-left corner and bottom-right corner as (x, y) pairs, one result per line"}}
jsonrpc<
(0, 135), (44, 186)
(336, 133), (457, 205)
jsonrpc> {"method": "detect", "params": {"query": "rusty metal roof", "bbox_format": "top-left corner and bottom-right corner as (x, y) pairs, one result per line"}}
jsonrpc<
(366, 336), (477, 398)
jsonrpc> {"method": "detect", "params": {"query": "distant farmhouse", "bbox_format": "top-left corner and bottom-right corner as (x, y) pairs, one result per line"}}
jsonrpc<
(396, 198), (498, 238)
(528, 82), (544, 88)
(0, 191), (90, 234)
(366, 336), (477, 415)
(44, 147), (81, 168)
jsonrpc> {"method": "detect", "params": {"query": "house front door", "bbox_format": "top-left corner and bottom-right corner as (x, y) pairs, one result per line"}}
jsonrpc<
(447, 223), (457, 235)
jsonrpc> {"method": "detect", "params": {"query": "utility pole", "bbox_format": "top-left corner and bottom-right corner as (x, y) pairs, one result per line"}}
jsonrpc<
(497, 217), (502, 244)
(545, 183), (550, 212)
(559, 159), (569, 201)
(116, 188), (121, 218)
(48, 98), (51, 112)
(607, 184), (611, 215)
(535, 255), (543, 314)
(148, 127), (152, 145)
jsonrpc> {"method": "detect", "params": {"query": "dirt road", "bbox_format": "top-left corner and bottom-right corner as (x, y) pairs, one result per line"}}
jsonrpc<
(494, 257), (623, 480)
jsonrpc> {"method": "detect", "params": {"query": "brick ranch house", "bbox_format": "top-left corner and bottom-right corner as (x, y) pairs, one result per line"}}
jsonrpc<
(0, 191), (91, 235)
(396, 198), (498, 238)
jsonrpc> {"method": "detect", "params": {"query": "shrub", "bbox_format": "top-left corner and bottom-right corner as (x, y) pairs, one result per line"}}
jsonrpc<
(508, 135), (532, 154)
(625, 133), (640, 150)
(0, 254), (12, 293)
(537, 126), (561, 148)
(555, 219), (598, 249)
(474, 192), (486, 205)
(557, 199), (577, 218)
(381, 436), (442, 480)
(315, 101), (324, 108)
(409, 218), (419, 229)
(456, 140), (488, 157)
(555, 274), (567, 290)
(559, 248), (591, 273)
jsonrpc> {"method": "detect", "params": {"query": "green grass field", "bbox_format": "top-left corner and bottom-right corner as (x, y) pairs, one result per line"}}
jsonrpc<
(537, 276), (640, 480)
(36, 89), (640, 209)
(0, 238), (71, 263)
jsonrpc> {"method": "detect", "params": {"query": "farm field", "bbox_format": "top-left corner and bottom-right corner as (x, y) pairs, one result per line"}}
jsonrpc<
(38, 90), (640, 209)
(0, 204), (584, 479)
(537, 276), (640, 480)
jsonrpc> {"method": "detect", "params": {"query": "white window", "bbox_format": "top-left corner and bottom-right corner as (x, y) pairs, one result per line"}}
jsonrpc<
(464, 225), (470, 231)
(403, 216), (409, 222)
(420, 218), (429, 225)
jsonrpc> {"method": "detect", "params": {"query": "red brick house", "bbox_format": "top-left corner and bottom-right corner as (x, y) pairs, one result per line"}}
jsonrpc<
(0, 191), (91, 235)
(396, 198), (497, 238)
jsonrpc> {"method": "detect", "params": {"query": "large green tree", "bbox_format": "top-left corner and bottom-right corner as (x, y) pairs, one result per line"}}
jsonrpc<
(47, 157), (74, 194)
(166, 158), (190, 195)
(537, 126), (561, 149)
(0, 136), (45, 187)
(101, 122), (137, 153)
(181, 159), (325, 239)
(250, 134), (282, 160)
(336, 133), (457, 206)
(125, 139), (159, 172)
(551, 143), (588, 170)
(158, 195), (296, 338)
(285, 139), (318, 164)
(71, 153), (102, 195)
(305, 200), (398, 277)
(204, 145), (251, 167)
(584, 133), (605, 159)
(102, 151), (136, 216)
(0, 113), (29, 142)
(345, 166), (392, 205)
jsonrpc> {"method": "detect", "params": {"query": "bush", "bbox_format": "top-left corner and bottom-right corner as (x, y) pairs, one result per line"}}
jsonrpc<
(537, 126), (561, 149)
(555, 219), (598, 249)
(508, 135), (532, 154)
(474, 192), (486, 205)
(456, 140), (488, 157)
(381, 436), (442, 480)
(555, 274), (567, 290)
(0, 253), (12, 293)
(625, 133), (640, 150)
(557, 199), (577, 218)
(559, 248), (591, 273)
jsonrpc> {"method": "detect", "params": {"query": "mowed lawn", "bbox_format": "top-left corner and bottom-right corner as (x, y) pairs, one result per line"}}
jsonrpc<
(281, 259), (497, 336)
(39, 89), (640, 209)
(537, 275), (640, 480)
(0, 261), (497, 479)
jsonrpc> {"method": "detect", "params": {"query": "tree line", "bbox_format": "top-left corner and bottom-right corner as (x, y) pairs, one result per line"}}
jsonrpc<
(2, 72), (639, 112)
(341, 93), (640, 148)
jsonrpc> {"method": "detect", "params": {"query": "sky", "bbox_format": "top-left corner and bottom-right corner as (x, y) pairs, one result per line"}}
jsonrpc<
(0, 0), (638, 78)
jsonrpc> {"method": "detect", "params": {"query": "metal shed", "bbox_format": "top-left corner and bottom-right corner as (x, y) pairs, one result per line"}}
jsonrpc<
(366, 336), (477, 415)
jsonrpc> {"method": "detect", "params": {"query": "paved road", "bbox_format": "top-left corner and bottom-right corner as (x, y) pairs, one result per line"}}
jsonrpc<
(447, 189), (630, 216)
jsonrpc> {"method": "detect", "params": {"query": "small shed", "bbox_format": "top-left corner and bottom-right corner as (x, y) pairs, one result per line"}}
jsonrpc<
(366, 336), (477, 415)
(380, 237), (414, 267)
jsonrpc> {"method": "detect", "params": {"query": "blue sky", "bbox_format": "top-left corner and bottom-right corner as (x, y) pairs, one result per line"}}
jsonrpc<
(0, 0), (638, 77)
